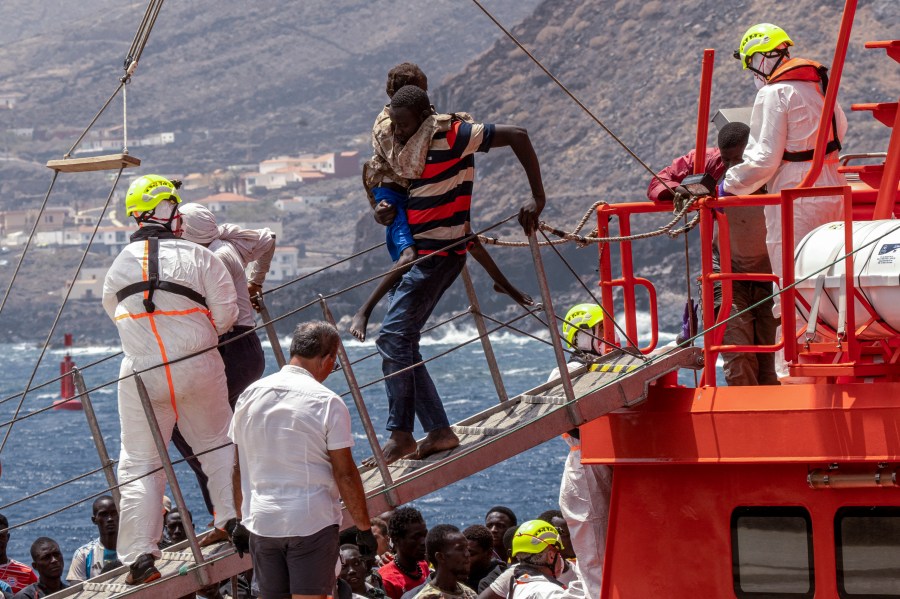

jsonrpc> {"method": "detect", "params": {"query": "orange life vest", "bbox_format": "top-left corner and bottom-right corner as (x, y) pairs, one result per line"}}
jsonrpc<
(766, 58), (842, 161)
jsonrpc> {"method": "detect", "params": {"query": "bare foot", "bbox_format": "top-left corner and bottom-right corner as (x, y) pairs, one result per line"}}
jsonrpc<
(416, 427), (460, 460)
(493, 282), (534, 307)
(349, 310), (370, 342)
(362, 432), (416, 467)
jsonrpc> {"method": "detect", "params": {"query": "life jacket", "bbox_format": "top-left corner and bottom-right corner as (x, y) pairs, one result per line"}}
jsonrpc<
(115, 227), (208, 313)
(767, 58), (842, 162)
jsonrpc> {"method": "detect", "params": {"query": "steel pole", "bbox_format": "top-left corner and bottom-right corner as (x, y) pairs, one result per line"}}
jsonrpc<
(318, 296), (398, 507)
(73, 368), (120, 506)
(132, 371), (210, 586)
(460, 266), (509, 403)
(255, 294), (286, 368)
(527, 233), (581, 427)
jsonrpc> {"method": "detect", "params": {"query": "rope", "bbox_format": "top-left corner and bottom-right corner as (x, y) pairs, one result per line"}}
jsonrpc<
(346, 310), (472, 367)
(538, 227), (642, 353)
(123, 84), (129, 154)
(0, 171), (59, 316)
(0, 169), (124, 455)
(64, 83), (125, 158)
(0, 465), (108, 512)
(122, 0), (165, 83)
(0, 350), (122, 407)
(466, 0), (679, 199)
(479, 197), (700, 248)
(344, 307), (542, 395)
(0, 440), (231, 536)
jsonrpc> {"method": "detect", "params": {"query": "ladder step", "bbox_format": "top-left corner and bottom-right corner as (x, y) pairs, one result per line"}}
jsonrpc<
(521, 394), (567, 405)
(865, 40), (900, 64)
(83, 581), (131, 593)
(590, 362), (641, 374)
(161, 550), (198, 562)
(393, 458), (430, 468)
(452, 425), (506, 436)
(851, 102), (897, 127)
(837, 163), (884, 189)
(46, 153), (141, 172)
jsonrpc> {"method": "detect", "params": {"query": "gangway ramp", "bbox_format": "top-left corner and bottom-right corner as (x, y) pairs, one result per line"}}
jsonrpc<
(358, 346), (702, 516)
(52, 536), (250, 598)
(50, 347), (700, 598)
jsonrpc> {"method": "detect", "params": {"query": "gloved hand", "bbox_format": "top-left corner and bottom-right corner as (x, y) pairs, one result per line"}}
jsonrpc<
(676, 300), (698, 345)
(356, 528), (378, 559)
(100, 559), (122, 574)
(716, 181), (733, 197)
(225, 519), (250, 558)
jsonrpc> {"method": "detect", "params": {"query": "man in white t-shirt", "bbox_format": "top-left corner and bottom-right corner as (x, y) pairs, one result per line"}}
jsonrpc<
(228, 321), (377, 599)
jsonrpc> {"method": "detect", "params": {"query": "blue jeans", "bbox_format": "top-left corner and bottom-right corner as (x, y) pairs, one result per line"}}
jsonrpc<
(376, 252), (466, 433)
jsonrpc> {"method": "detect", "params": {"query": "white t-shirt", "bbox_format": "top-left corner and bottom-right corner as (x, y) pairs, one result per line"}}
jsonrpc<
(229, 364), (354, 537)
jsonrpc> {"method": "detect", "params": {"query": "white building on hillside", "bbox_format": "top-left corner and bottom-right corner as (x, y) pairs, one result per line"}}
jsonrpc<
(64, 267), (108, 301)
(191, 192), (258, 216)
(266, 246), (300, 282)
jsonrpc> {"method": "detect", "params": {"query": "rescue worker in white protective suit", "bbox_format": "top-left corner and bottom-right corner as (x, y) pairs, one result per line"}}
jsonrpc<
(171, 202), (274, 519)
(721, 24), (848, 378)
(505, 520), (586, 599)
(549, 304), (616, 599)
(102, 175), (239, 585)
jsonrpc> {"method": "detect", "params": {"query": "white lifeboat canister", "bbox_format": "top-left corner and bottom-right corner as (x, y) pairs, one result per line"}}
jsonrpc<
(794, 219), (900, 340)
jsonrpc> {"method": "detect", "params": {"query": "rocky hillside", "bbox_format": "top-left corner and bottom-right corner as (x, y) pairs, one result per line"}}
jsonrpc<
(0, 0), (541, 170)
(435, 0), (899, 310)
(0, 0), (897, 343)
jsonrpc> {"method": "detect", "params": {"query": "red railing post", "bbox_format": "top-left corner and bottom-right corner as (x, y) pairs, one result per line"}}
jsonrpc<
(693, 49), (715, 173)
(597, 205), (617, 349)
(618, 215), (639, 347)
(699, 204), (717, 386)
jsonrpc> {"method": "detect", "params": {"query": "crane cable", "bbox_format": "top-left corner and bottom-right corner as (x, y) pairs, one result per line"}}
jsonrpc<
(467, 0), (680, 198)
(0, 0), (167, 322)
(0, 169), (125, 456)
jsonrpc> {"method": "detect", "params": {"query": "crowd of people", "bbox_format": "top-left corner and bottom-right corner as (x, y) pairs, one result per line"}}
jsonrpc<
(1, 502), (587, 599)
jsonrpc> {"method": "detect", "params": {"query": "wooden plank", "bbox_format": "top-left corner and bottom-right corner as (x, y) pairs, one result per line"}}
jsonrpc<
(46, 153), (141, 173)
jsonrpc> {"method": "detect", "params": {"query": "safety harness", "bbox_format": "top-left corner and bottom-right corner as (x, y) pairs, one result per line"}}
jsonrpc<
(767, 58), (842, 162)
(115, 228), (208, 313)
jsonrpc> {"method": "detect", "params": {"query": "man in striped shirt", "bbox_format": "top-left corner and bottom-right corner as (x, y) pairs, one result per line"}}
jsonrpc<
(374, 85), (546, 463)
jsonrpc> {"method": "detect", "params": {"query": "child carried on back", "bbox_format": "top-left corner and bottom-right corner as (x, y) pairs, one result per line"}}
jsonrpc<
(351, 62), (531, 342)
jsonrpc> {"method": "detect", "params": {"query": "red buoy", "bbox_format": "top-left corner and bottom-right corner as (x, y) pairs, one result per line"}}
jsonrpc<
(55, 333), (82, 410)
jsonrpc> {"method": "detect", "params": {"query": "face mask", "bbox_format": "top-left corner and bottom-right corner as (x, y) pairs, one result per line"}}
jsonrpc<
(751, 54), (777, 89)
(551, 550), (565, 578)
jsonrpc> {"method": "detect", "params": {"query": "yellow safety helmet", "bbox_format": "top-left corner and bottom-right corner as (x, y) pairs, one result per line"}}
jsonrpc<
(512, 520), (563, 558)
(125, 174), (181, 217)
(562, 303), (604, 349)
(734, 23), (793, 70)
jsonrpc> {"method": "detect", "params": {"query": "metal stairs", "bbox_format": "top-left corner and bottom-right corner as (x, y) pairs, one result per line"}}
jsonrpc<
(356, 347), (702, 517)
(49, 346), (700, 598)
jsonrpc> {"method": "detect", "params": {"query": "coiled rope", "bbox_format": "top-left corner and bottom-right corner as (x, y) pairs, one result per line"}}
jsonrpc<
(478, 197), (701, 248)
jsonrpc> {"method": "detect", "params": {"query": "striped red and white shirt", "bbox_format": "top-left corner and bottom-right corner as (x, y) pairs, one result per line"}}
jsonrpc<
(407, 119), (495, 255)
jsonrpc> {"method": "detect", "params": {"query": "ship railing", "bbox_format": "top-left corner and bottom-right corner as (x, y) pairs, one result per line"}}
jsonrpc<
(594, 179), (900, 387)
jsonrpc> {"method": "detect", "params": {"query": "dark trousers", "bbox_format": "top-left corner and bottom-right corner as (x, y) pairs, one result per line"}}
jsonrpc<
(171, 326), (266, 515)
(375, 253), (465, 433)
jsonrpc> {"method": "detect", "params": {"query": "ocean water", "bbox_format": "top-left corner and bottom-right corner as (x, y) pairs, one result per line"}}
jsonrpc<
(0, 325), (703, 566)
